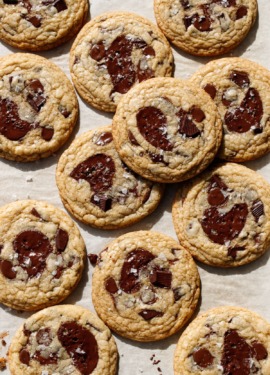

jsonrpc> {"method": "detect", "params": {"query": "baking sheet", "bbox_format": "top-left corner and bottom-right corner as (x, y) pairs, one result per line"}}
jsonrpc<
(1, 1), (270, 374)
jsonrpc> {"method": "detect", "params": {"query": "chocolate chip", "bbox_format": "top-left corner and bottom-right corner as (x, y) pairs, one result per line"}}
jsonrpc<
(139, 310), (163, 320)
(142, 188), (151, 204)
(227, 246), (245, 259)
(88, 253), (98, 266)
(203, 84), (217, 99)
(177, 108), (201, 138)
(57, 322), (99, 374)
(137, 107), (173, 151)
(201, 204), (248, 245)
(90, 41), (106, 61)
(36, 328), (52, 346)
(33, 351), (58, 365)
(225, 88), (263, 133)
(251, 199), (264, 222)
(26, 14), (42, 28)
(150, 268), (172, 288)
(4, 0), (18, 3)
(230, 71), (250, 88)
(190, 107), (205, 122)
(94, 131), (113, 146)
(41, 127), (54, 141)
(192, 14), (212, 32)
(42, 0), (67, 12)
(26, 79), (46, 112)
(119, 249), (155, 294)
(252, 341), (268, 361)
(173, 288), (184, 302)
(0, 259), (17, 279)
(207, 175), (229, 207)
(180, 0), (190, 9)
(59, 105), (71, 118)
(236, 5), (248, 20)
(91, 194), (112, 212)
(128, 131), (140, 146)
(147, 152), (168, 165)
(31, 208), (42, 219)
(183, 16), (193, 30)
(192, 348), (214, 368)
(105, 277), (119, 294)
(55, 228), (69, 252)
(137, 66), (154, 83)
(19, 349), (30, 366)
(143, 46), (156, 57)
(222, 92), (233, 107)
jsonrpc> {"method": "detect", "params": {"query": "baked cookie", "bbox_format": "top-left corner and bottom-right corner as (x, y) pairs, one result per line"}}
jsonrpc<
(92, 231), (200, 342)
(70, 11), (174, 112)
(0, 0), (88, 51)
(56, 125), (164, 229)
(190, 57), (270, 162)
(8, 304), (118, 375)
(112, 77), (222, 183)
(154, 0), (257, 56)
(0, 200), (85, 311)
(174, 306), (270, 375)
(0, 53), (78, 162)
(172, 163), (270, 267)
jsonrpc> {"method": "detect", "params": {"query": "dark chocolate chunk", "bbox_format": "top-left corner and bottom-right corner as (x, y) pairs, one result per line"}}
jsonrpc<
(94, 132), (113, 146)
(31, 208), (42, 219)
(222, 92), (234, 107)
(119, 249), (155, 294)
(173, 288), (184, 302)
(221, 329), (258, 375)
(201, 204), (248, 245)
(136, 106), (173, 151)
(252, 341), (268, 361)
(41, 127), (54, 141)
(230, 71), (250, 88)
(0, 97), (33, 141)
(57, 321), (99, 374)
(0, 259), (17, 279)
(190, 107), (205, 122)
(225, 88), (263, 133)
(236, 5), (248, 20)
(13, 230), (53, 278)
(143, 46), (156, 57)
(207, 175), (228, 207)
(128, 130), (140, 146)
(147, 152), (168, 165)
(149, 268), (172, 288)
(192, 14), (212, 32)
(59, 105), (71, 118)
(55, 228), (69, 252)
(19, 349), (30, 366)
(177, 108), (201, 138)
(251, 199), (264, 222)
(42, 0), (67, 12)
(203, 84), (217, 99)
(4, 0), (18, 3)
(139, 309), (163, 320)
(90, 194), (112, 212)
(227, 246), (245, 259)
(33, 351), (58, 365)
(88, 253), (98, 266)
(90, 41), (106, 61)
(36, 328), (52, 346)
(183, 16), (193, 30)
(192, 348), (214, 368)
(26, 79), (46, 112)
(105, 277), (119, 294)
(180, 0), (191, 9)
(26, 15), (42, 28)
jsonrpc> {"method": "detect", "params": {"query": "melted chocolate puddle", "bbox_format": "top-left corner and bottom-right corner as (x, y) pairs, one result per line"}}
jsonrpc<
(90, 35), (155, 96)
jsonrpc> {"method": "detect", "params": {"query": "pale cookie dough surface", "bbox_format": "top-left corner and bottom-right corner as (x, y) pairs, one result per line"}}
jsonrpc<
(56, 125), (164, 229)
(70, 11), (174, 112)
(172, 163), (270, 267)
(190, 57), (270, 162)
(0, 53), (78, 162)
(0, 200), (85, 310)
(92, 231), (200, 342)
(154, 0), (257, 56)
(174, 306), (270, 375)
(8, 304), (118, 375)
(0, 0), (88, 51)
(112, 77), (222, 183)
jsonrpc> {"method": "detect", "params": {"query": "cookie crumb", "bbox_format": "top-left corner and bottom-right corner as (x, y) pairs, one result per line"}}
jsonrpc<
(0, 357), (7, 370)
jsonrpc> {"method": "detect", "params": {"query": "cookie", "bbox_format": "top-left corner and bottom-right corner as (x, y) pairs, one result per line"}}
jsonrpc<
(69, 11), (174, 112)
(8, 304), (118, 375)
(174, 306), (270, 375)
(112, 77), (222, 183)
(172, 163), (270, 267)
(56, 125), (164, 229)
(92, 231), (200, 342)
(0, 0), (88, 51)
(0, 200), (85, 311)
(0, 53), (78, 162)
(154, 0), (257, 56)
(190, 57), (270, 162)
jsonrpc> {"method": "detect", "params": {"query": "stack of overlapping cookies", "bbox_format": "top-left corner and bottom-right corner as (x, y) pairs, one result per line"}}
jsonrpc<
(1, 0), (270, 374)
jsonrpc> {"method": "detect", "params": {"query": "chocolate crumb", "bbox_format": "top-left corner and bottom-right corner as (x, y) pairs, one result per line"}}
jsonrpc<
(88, 253), (98, 266)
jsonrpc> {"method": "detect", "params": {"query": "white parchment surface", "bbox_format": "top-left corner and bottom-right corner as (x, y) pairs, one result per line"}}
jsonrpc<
(0, 1), (270, 374)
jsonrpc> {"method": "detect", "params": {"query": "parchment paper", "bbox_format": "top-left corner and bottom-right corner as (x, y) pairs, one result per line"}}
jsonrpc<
(0, 1), (270, 374)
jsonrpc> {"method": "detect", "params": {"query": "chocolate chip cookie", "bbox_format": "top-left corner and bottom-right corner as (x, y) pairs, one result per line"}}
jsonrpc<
(56, 125), (164, 229)
(174, 306), (270, 375)
(0, 0), (88, 51)
(172, 163), (270, 267)
(112, 77), (222, 183)
(154, 0), (258, 56)
(70, 11), (174, 112)
(0, 200), (85, 311)
(190, 57), (270, 162)
(92, 231), (200, 341)
(8, 304), (118, 375)
(0, 53), (78, 162)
